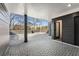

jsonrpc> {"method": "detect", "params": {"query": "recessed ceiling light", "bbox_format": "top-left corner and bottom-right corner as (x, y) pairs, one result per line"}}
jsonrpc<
(67, 4), (71, 7)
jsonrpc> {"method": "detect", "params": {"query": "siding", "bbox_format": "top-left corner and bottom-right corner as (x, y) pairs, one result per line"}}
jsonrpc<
(61, 14), (74, 44)
(0, 4), (9, 55)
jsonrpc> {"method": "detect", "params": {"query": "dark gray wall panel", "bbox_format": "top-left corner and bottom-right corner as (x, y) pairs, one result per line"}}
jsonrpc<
(74, 16), (79, 46)
(61, 15), (74, 44)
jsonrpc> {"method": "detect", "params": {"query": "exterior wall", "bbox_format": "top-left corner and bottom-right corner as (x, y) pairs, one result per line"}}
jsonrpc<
(0, 4), (9, 55)
(48, 21), (54, 39)
(50, 20), (54, 39)
(53, 12), (79, 45)
(61, 14), (74, 44)
(48, 22), (51, 36)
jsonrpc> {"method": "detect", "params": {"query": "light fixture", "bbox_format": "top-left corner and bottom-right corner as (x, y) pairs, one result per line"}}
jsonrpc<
(67, 4), (72, 7)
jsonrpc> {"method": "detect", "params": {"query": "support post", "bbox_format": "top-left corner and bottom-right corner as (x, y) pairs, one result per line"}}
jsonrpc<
(24, 14), (28, 42)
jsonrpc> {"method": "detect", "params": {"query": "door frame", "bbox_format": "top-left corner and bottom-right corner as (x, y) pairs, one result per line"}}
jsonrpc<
(56, 22), (60, 39)
(54, 19), (63, 41)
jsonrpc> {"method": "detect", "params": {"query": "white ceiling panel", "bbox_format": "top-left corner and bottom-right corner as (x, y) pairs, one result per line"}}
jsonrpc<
(5, 3), (79, 20)
(5, 3), (24, 15)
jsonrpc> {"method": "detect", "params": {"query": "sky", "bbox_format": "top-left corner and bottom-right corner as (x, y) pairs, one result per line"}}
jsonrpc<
(27, 16), (48, 26)
(10, 13), (48, 26)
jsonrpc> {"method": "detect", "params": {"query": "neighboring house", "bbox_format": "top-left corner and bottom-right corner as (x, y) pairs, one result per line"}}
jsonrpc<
(13, 25), (24, 30)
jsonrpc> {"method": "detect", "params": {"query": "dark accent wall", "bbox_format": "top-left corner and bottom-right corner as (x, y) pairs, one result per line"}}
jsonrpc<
(53, 19), (56, 39)
(74, 16), (79, 46)
(52, 12), (79, 45)
(61, 15), (74, 44)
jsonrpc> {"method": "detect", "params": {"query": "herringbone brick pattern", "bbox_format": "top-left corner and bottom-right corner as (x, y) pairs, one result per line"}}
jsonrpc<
(3, 33), (79, 56)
